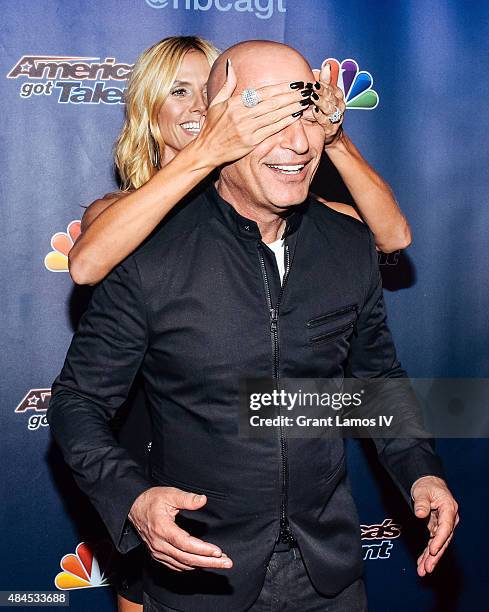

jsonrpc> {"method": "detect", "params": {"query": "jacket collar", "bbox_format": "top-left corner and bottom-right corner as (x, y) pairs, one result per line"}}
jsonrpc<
(205, 182), (305, 241)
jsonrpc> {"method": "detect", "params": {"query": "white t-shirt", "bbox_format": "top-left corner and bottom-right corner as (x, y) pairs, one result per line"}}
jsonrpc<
(266, 238), (286, 283)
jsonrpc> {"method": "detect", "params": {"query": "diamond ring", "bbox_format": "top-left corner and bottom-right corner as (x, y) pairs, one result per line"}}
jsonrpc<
(241, 88), (261, 108)
(327, 106), (343, 124)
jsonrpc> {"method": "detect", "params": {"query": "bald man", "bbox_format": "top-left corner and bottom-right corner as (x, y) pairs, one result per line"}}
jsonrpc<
(49, 41), (458, 611)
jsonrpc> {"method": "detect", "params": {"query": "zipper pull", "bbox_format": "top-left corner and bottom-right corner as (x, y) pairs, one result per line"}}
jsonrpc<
(270, 307), (278, 332)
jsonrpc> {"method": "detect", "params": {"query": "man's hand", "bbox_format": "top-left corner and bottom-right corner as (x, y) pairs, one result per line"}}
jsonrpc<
(411, 475), (459, 577)
(128, 486), (233, 572)
(312, 61), (346, 146)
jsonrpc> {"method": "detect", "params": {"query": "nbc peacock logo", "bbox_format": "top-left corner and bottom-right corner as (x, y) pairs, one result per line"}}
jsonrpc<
(54, 541), (115, 590)
(44, 220), (81, 272)
(315, 58), (379, 110)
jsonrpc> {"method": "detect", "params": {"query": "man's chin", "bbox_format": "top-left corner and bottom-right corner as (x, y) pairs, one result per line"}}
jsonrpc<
(268, 187), (310, 210)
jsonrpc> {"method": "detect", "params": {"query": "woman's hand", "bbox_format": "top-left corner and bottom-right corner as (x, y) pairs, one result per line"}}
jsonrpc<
(197, 60), (312, 166)
(311, 61), (346, 146)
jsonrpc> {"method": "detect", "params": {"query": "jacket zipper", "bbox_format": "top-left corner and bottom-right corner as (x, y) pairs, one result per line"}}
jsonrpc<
(258, 242), (296, 546)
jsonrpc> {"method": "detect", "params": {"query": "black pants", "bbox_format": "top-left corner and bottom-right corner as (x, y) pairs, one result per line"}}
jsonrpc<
(143, 548), (367, 611)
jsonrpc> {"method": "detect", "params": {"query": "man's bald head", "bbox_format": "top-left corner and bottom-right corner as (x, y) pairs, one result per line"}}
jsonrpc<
(208, 40), (314, 102)
(210, 40), (324, 216)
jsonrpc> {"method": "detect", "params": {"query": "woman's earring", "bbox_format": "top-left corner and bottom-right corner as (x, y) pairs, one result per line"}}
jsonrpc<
(149, 130), (160, 169)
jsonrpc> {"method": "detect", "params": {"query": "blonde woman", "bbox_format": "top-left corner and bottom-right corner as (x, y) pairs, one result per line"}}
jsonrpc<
(67, 36), (411, 612)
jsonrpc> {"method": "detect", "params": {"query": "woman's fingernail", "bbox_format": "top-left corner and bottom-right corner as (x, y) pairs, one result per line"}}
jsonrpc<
(292, 110), (304, 117)
(300, 99), (311, 106)
(314, 81), (321, 90)
(314, 106), (319, 112)
(311, 92), (319, 101)
(290, 81), (304, 89)
(226, 58), (230, 77)
(305, 82), (314, 89)
(300, 89), (311, 97)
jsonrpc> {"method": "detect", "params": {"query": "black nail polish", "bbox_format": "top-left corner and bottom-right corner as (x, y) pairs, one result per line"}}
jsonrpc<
(300, 89), (311, 97)
(314, 81), (321, 90)
(300, 99), (311, 106)
(305, 82), (314, 89)
(314, 106), (319, 112)
(311, 92), (319, 101)
(290, 81), (304, 89)
(292, 110), (304, 117)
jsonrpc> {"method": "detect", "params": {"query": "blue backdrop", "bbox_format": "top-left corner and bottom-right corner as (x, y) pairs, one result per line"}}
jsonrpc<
(2, 1), (488, 610)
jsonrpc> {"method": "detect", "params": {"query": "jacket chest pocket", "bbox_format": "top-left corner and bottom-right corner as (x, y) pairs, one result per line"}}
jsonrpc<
(306, 304), (358, 346)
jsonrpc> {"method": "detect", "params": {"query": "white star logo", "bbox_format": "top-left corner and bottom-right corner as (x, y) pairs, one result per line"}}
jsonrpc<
(27, 394), (40, 406)
(20, 61), (32, 72)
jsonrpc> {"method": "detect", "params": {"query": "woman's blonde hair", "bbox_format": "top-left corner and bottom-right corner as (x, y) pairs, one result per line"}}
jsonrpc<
(115, 36), (220, 191)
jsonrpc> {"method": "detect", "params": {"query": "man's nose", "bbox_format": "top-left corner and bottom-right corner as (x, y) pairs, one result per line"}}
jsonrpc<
(279, 119), (309, 155)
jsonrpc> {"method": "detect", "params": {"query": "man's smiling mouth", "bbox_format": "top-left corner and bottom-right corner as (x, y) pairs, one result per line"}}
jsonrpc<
(265, 162), (309, 175)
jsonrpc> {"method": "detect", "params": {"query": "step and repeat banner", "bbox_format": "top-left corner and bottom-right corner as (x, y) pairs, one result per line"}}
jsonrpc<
(2, 1), (488, 610)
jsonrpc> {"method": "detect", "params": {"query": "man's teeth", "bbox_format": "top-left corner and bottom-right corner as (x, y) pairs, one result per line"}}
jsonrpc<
(181, 122), (200, 132)
(267, 164), (305, 174)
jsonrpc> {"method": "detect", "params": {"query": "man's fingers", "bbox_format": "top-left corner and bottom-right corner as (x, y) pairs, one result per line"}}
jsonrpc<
(151, 551), (194, 572)
(163, 522), (223, 558)
(167, 487), (208, 511)
(210, 59), (237, 107)
(429, 505), (458, 555)
(417, 545), (428, 566)
(161, 541), (233, 570)
(419, 533), (453, 576)
(413, 493), (431, 518)
(425, 534), (453, 573)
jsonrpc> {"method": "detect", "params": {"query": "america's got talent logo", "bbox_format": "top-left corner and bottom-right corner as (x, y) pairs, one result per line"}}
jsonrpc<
(361, 518), (402, 560)
(7, 56), (132, 104)
(15, 389), (51, 431)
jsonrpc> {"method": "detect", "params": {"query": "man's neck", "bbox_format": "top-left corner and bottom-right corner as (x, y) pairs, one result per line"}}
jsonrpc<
(216, 178), (286, 244)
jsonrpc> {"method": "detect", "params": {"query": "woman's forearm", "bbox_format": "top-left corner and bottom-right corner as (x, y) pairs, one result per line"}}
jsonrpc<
(68, 139), (215, 285)
(324, 130), (412, 252)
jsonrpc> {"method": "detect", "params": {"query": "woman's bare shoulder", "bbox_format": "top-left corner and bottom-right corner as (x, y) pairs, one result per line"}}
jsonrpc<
(80, 191), (127, 232)
(311, 193), (363, 223)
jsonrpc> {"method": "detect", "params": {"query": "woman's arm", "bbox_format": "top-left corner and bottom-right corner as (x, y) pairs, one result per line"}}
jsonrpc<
(323, 130), (411, 253)
(312, 62), (412, 253)
(68, 142), (216, 285)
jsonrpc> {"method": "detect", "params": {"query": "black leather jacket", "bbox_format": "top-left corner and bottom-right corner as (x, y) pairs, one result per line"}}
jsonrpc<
(48, 184), (443, 611)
